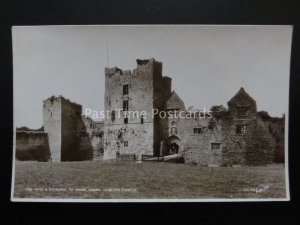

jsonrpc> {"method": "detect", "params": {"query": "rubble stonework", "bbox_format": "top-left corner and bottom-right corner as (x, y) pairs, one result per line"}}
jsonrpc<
(15, 58), (285, 165)
(16, 127), (51, 161)
(104, 58), (172, 159)
(41, 95), (103, 162)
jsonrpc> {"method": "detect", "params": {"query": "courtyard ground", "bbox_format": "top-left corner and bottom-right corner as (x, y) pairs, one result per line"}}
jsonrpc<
(13, 161), (287, 200)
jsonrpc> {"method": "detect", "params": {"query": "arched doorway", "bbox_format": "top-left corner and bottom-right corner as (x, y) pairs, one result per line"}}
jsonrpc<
(170, 143), (179, 154)
(166, 135), (181, 155)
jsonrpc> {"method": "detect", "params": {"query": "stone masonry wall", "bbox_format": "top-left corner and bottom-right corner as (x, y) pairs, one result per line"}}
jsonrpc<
(43, 96), (94, 161)
(43, 96), (62, 162)
(153, 63), (172, 156)
(174, 115), (224, 166)
(16, 131), (51, 161)
(104, 123), (154, 159)
(60, 97), (89, 161)
(80, 116), (104, 160)
(178, 112), (284, 166)
(103, 59), (169, 159)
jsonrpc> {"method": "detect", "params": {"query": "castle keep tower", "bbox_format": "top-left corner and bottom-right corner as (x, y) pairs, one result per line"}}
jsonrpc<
(103, 58), (172, 159)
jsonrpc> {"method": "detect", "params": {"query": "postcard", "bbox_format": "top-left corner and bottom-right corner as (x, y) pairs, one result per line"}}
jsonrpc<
(11, 25), (292, 202)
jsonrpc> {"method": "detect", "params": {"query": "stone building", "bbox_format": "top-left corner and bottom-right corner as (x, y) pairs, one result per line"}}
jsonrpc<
(15, 58), (284, 165)
(163, 87), (284, 166)
(102, 58), (284, 165)
(103, 58), (171, 159)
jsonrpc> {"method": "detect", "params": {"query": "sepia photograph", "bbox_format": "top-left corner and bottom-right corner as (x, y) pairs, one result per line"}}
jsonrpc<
(11, 25), (292, 202)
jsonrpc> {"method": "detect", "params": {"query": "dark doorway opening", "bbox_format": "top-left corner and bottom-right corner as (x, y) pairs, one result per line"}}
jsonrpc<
(169, 143), (179, 155)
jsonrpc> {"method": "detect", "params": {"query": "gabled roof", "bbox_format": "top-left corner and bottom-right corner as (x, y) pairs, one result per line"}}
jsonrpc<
(227, 87), (256, 107)
(165, 91), (185, 110)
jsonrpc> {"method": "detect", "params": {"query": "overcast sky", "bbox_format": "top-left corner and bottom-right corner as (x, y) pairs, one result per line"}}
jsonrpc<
(13, 25), (292, 129)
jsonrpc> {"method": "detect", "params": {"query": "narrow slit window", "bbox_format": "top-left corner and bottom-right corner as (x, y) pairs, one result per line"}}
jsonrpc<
(123, 84), (129, 95)
(123, 100), (129, 111)
(111, 111), (116, 122)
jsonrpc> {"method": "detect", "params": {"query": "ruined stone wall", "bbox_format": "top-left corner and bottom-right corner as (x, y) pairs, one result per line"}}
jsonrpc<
(80, 116), (104, 160)
(221, 113), (284, 166)
(104, 123), (154, 159)
(221, 115), (256, 165)
(16, 131), (51, 161)
(153, 65), (172, 156)
(243, 118), (275, 165)
(60, 97), (89, 161)
(43, 96), (62, 162)
(269, 118), (285, 163)
(177, 111), (284, 166)
(43, 96), (94, 161)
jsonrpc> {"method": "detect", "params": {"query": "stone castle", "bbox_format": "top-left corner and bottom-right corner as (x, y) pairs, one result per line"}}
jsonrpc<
(16, 58), (285, 166)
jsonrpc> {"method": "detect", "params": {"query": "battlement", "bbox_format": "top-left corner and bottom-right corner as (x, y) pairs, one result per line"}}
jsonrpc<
(136, 58), (161, 67)
(105, 58), (162, 78)
(105, 67), (123, 76)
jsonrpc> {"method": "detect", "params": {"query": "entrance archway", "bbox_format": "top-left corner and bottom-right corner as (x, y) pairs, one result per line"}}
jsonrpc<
(170, 143), (179, 154)
(166, 135), (181, 155)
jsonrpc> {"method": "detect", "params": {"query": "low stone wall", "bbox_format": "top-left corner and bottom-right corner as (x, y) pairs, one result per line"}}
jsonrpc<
(16, 131), (51, 161)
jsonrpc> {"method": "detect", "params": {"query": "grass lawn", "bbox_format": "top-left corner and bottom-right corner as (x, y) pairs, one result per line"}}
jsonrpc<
(13, 161), (287, 200)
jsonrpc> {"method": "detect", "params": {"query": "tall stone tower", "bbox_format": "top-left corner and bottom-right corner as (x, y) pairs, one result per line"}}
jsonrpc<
(43, 96), (83, 162)
(103, 58), (172, 159)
